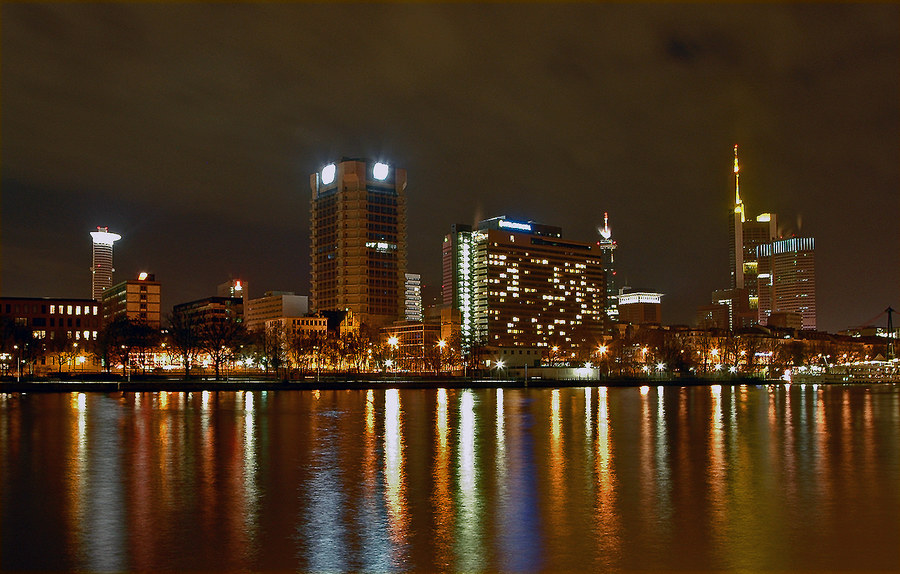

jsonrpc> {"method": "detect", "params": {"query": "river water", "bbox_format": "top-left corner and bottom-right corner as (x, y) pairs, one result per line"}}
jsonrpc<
(1, 384), (898, 572)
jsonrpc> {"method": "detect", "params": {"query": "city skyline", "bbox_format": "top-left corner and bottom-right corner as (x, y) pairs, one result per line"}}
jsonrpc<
(2, 4), (897, 333)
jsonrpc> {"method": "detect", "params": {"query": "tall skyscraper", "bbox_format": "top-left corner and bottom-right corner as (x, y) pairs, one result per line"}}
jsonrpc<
(724, 146), (776, 329)
(446, 216), (605, 353)
(90, 226), (121, 301)
(597, 212), (618, 323)
(310, 158), (407, 330)
(757, 237), (817, 330)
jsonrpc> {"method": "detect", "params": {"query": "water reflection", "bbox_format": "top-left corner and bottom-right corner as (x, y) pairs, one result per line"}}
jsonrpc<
(1, 385), (898, 572)
(456, 389), (483, 571)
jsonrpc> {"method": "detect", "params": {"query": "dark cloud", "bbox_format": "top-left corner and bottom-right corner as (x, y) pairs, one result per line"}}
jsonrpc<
(2, 3), (898, 332)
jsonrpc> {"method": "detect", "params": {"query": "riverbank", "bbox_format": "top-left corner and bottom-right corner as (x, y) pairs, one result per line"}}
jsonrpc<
(0, 374), (814, 393)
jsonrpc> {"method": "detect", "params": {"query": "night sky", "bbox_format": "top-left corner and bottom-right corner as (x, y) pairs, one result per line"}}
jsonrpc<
(2, 3), (898, 332)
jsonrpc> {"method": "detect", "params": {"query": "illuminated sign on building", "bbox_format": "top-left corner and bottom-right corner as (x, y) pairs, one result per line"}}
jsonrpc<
(498, 220), (532, 232)
(618, 292), (662, 305)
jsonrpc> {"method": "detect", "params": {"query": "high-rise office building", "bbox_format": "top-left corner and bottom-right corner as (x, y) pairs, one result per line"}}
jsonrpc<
(90, 226), (121, 300)
(724, 145), (776, 329)
(757, 237), (816, 330)
(404, 273), (423, 322)
(446, 216), (605, 353)
(101, 272), (161, 328)
(310, 158), (407, 330)
(597, 212), (618, 323)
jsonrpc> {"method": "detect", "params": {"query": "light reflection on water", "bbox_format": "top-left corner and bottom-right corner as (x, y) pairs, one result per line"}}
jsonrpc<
(1, 385), (899, 571)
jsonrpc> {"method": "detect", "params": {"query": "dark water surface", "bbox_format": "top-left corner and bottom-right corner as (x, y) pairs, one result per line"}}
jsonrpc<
(2, 384), (898, 572)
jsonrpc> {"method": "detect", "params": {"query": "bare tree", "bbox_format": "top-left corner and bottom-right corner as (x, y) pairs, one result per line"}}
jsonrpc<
(167, 312), (201, 378)
(197, 315), (246, 380)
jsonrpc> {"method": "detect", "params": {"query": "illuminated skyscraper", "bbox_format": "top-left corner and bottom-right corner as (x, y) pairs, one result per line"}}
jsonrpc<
(757, 237), (816, 330)
(724, 146), (776, 329)
(597, 212), (618, 323)
(447, 216), (605, 353)
(310, 158), (407, 329)
(90, 226), (121, 301)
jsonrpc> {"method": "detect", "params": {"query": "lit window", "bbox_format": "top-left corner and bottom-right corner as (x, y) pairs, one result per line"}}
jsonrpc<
(50, 305), (56, 314)
(76, 306), (81, 315)
(67, 305), (73, 315)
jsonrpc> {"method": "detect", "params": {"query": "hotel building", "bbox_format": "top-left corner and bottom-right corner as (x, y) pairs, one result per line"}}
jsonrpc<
(445, 216), (606, 354)
(310, 158), (407, 330)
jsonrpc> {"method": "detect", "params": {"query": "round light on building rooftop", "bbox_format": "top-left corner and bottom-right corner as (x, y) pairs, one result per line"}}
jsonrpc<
(373, 162), (389, 180)
(321, 163), (336, 185)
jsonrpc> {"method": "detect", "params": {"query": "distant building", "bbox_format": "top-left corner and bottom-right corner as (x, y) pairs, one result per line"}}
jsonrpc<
(445, 216), (605, 354)
(266, 316), (328, 340)
(404, 273), (423, 322)
(695, 303), (729, 330)
(381, 320), (442, 371)
(245, 292), (309, 332)
(172, 296), (243, 329)
(310, 158), (407, 329)
(90, 226), (121, 300)
(217, 279), (248, 305)
(757, 237), (816, 330)
(617, 287), (663, 325)
(101, 273), (161, 328)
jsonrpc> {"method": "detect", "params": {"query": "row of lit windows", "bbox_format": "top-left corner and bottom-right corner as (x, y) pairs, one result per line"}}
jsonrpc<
(6, 303), (100, 316)
(32, 330), (97, 341)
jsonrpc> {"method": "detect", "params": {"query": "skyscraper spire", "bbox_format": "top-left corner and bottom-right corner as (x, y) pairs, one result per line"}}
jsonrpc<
(599, 211), (612, 240)
(733, 144), (744, 222)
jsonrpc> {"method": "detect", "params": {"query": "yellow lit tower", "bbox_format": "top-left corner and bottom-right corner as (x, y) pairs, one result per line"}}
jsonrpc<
(729, 145), (745, 290)
(724, 145), (777, 328)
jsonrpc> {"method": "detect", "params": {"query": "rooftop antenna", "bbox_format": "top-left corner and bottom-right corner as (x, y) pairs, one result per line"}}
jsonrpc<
(733, 144), (744, 222)
(598, 212), (612, 240)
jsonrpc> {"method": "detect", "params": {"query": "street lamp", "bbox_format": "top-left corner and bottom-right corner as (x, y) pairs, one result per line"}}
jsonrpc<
(388, 336), (399, 371)
(437, 339), (446, 374)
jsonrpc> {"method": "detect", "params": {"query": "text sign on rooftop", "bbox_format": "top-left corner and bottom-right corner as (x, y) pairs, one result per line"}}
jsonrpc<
(498, 220), (532, 232)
